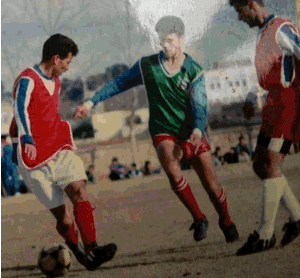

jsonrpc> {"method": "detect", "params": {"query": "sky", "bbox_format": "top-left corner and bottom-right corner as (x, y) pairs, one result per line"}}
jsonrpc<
(1, 0), (298, 95)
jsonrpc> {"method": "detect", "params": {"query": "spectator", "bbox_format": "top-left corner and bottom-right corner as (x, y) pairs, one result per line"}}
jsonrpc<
(1, 134), (20, 196)
(108, 157), (130, 181)
(238, 150), (251, 163)
(236, 135), (251, 156)
(86, 164), (95, 183)
(212, 153), (222, 166)
(223, 147), (239, 164)
(141, 160), (161, 176)
(129, 163), (143, 178)
(212, 146), (222, 161)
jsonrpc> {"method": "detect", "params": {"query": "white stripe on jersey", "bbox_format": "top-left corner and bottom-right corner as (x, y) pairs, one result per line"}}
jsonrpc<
(277, 24), (300, 59)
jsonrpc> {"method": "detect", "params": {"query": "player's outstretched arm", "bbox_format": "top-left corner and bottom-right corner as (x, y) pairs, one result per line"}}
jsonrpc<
(74, 61), (143, 119)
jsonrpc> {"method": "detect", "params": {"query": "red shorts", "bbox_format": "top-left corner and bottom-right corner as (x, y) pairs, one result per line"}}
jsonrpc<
(261, 87), (300, 144)
(152, 134), (211, 159)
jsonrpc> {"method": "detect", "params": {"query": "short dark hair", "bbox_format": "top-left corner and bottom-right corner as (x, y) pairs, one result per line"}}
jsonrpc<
(112, 157), (118, 162)
(229, 0), (264, 6)
(131, 163), (137, 167)
(1, 135), (7, 140)
(155, 16), (185, 37)
(42, 33), (79, 62)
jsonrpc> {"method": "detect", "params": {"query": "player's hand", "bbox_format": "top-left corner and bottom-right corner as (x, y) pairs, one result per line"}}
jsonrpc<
(74, 101), (93, 120)
(25, 144), (37, 160)
(189, 129), (203, 156)
(74, 104), (90, 120)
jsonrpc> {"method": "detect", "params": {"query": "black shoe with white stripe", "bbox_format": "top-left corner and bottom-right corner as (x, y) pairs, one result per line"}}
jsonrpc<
(65, 241), (88, 267)
(86, 243), (118, 270)
(236, 231), (276, 256)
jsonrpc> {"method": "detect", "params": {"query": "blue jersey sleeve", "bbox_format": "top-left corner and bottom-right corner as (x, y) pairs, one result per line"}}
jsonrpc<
(190, 73), (208, 133)
(91, 61), (143, 106)
(14, 77), (35, 145)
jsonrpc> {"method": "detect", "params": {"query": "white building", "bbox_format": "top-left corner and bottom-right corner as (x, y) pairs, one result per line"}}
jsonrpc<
(205, 60), (259, 104)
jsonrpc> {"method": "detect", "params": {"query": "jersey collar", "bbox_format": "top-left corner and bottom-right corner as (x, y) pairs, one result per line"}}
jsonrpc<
(158, 51), (193, 77)
(33, 64), (53, 80)
(259, 14), (275, 30)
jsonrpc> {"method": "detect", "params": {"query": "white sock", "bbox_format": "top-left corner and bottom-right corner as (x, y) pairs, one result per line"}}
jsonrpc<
(280, 176), (300, 222)
(258, 177), (286, 240)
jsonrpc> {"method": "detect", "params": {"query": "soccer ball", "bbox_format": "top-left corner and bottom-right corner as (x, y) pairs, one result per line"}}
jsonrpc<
(38, 243), (72, 277)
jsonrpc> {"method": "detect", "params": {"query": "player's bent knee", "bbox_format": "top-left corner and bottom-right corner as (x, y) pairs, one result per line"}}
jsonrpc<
(56, 218), (73, 233)
(65, 180), (88, 203)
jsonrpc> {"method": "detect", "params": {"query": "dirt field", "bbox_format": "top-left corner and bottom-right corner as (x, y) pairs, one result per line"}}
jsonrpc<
(2, 154), (300, 278)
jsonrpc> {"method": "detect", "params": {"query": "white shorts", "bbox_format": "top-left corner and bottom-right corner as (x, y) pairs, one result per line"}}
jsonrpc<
(18, 150), (87, 209)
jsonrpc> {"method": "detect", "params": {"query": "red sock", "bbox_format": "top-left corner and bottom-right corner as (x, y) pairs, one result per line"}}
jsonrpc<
(73, 201), (97, 249)
(216, 188), (232, 227)
(171, 177), (206, 220)
(56, 222), (79, 245)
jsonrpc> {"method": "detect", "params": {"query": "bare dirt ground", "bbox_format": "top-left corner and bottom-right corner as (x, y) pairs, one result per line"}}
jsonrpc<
(2, 154), (300, 278)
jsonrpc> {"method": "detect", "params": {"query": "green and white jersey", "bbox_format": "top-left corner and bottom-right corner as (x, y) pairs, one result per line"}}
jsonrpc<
(140, 51), (206, 138)
(90, 51), (207, 140)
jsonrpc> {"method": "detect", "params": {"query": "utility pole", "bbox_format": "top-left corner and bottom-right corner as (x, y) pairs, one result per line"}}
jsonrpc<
(296, 0), (300, 29)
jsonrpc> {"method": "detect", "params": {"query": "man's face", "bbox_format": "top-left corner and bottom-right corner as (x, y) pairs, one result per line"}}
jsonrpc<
(53, 52), (73, 77)
(240, 138), (246, 145)
(159, 33), (183, 59)
(232, 3), (258, 28)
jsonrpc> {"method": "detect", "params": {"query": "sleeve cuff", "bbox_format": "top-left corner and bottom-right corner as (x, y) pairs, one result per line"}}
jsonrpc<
(21, 135), (34, 145)
(84, 100), (94, 110)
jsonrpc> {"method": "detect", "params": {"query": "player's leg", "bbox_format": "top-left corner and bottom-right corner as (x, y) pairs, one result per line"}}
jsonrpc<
(191, 149), (239, 243)
(154, 135), (208, 242)
(17, 161), (86, 265)
(50, 204), (87, 266)
(56, 151), (117, 269)
(237, 133), (300, 255)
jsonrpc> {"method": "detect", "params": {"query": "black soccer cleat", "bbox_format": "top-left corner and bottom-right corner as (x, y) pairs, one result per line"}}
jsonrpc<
(236, 231), (276, 256)
(85, 243), (118, 271)
(219, 221), (239, 243)
(189, 218), (209, 242)
(65, 241), (88, 267)
(281, 219), (300, 247)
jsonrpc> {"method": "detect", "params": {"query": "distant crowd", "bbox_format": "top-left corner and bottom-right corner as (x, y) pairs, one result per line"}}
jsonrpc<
(2, 133), (300, 194)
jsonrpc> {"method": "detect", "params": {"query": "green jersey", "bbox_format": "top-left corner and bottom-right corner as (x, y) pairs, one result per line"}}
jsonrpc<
(90, 51), (208, 140)
(140, 51), (205, 138)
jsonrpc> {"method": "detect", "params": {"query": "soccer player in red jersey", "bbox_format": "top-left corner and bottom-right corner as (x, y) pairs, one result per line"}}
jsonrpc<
(230, 0), (300, 255)
(9, 34), (117, 269)
(75, 16), (239, 244)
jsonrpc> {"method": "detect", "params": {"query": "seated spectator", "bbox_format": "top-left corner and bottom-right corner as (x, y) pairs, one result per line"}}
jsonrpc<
(141, 160), (161, 176)
(236, 135), (251, 156)
(238, 150), (251, 163)
(223, 147), (239, 164)
(1, 134), (20, 196)
(86, 164), (96, 183)
(212, 146), (223, 161)
(212, 153), (222, 166)
(128, 163), (143, 178)
(108, 157), (130, 181)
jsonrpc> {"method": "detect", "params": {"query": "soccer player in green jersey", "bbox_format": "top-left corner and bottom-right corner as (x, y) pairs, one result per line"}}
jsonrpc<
(75, 16), (239, 243)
